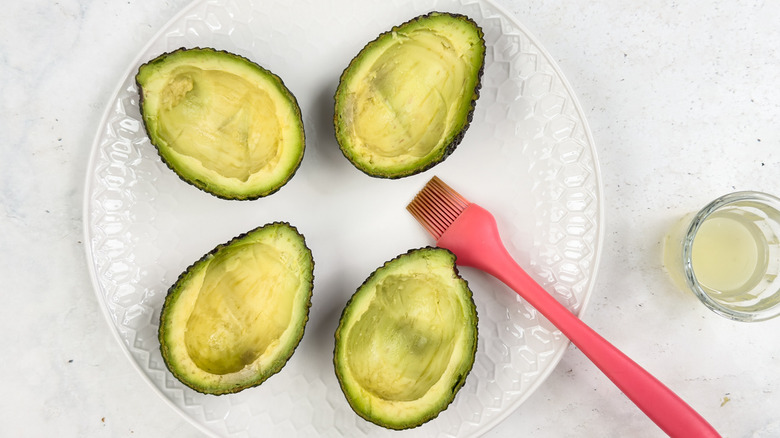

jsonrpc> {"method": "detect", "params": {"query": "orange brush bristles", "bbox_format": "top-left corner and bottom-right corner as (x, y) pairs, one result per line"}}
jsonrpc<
(406, 176), (471, 240)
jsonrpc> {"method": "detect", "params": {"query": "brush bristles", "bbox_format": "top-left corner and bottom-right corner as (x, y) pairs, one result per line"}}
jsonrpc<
(406, 176), (471, 240)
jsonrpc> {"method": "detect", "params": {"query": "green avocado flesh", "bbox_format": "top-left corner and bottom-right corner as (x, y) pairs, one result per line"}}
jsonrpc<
(334, 12), (485, 178)
(159, 222), (313, 395)
(334, 247), (478, 429)
(136, 48), (305, 200)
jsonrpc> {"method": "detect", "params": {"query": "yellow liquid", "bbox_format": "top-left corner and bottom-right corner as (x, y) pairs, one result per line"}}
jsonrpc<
(691, 213), (768, 296)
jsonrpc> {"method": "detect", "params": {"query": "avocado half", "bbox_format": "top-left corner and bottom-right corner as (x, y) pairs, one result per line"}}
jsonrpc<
(334, 12), (486, 178)
(334, 247), (478, 429)
(159, 222), (314, 395)
(136, 48), (305, 200)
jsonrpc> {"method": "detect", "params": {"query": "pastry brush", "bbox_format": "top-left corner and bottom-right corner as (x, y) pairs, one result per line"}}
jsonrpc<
(407, 176), (720, 438)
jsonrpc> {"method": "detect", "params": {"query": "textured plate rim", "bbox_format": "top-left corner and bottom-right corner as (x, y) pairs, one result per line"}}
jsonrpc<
(471, 0), (605, 433)
(81, 0), (220, 436)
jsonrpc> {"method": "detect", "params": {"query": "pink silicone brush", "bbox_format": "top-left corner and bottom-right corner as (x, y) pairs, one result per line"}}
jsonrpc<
(407, 176), (720, 438)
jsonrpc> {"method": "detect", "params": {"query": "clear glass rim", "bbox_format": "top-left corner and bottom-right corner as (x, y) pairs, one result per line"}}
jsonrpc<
(682, 191), (780, 322)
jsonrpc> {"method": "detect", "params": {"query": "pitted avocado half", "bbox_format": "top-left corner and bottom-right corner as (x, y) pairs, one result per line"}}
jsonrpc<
(136, 48), (305, 200)
(334, 12), (486, 178)
(334, 247), (478, 429)
(159, 222), (314, 395)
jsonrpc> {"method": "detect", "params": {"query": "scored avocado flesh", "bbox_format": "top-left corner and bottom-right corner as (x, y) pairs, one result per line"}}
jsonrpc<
(347, 30), (468, 159)
(335, 12), (485, 178)
(184, 242), (298, 375)
(334, 247), (478, 429)
(158, 67), (282, 182)
(137, 48), (305, 200)
(346, 273), (461, 401)
(159, 222), (313, 395)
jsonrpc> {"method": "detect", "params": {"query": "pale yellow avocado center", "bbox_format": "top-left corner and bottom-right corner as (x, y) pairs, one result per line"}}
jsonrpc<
(158, 66), (282, 182)
(349, 29), (469, 158)
(346, 273), (463, 401)
(184, 242), (299, 375)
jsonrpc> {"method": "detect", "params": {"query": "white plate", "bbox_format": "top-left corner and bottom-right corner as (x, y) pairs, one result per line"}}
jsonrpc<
(83, 0), (603, 436)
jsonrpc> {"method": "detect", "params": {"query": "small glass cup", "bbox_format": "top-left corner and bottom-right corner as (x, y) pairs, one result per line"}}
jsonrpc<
(663, 191), (780, 322)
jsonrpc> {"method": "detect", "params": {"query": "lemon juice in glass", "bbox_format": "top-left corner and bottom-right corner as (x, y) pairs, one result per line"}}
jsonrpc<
(664, 191), (780, 321)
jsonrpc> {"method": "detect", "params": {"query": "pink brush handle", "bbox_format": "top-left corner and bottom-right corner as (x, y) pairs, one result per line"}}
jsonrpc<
(437, 204), (720, 438)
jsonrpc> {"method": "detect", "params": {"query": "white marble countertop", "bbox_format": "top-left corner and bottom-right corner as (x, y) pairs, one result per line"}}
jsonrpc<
(2, 0), (779, 436)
